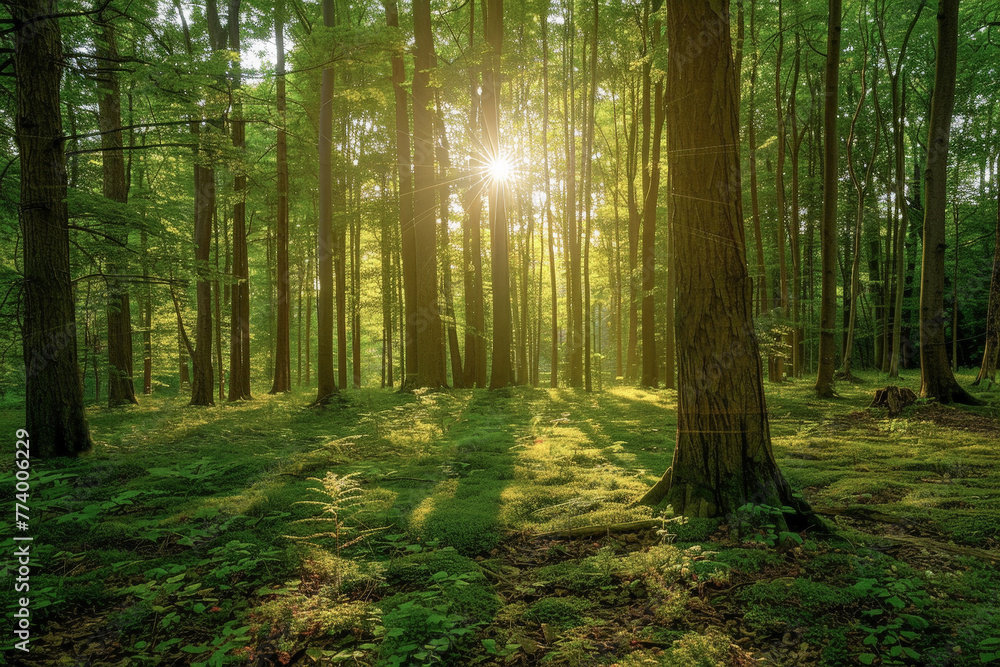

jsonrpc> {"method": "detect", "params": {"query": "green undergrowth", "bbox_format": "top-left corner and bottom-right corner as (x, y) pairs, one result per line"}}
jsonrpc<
(0, 369), (997, 665)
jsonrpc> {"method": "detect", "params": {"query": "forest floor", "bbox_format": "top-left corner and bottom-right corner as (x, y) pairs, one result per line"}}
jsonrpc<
(1, 370), (999, 667)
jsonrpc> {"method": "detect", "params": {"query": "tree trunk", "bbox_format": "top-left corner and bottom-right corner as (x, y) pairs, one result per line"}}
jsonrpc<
(543, 15), (558, 388)
(462, 0), (487, 388)
(485, 0), (513, 389)
(747, 2), (767, 317)
(316, 0), (338, 401)
(918, 0), (978, 405)
(95, 12), (137, 407)
(271, 1), (291, 394)
(412, 0), (447, 388)
(972, 171), (1000, 386)
(771, 2), (788, 384)
(222, 0), (251, 401)
(815, 0), (842, 398)
(435, 95), (465, 387)
(647, 0), (807, 525)
(189, 137), (216, 406)
(640, 0), (663, 389)
(15, 0), (93, 455)
(385, 0), (417, 389)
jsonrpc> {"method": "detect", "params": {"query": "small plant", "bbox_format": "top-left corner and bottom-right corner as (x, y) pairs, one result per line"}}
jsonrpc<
(289, 472), (385, 587)
(379, 571), (483, 666)
(852, 576), (932, 665)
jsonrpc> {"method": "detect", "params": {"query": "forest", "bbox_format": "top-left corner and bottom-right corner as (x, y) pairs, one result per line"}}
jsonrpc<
(1, 0), (999, 664)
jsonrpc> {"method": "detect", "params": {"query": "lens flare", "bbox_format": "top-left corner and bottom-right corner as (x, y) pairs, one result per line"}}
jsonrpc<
(486, 154), (513, 184)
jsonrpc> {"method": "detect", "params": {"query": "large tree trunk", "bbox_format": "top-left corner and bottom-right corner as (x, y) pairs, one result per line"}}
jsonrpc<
(270, 1), (291, 394)
(643, 0), (806, 526)
(973, 171), (1000, 387)
(918, 0), (978, 405)
(95, 12), (137, 407)
(316, 0), (338, 401)
(815, 0), (842, 398)
(485, 0), (513, 389)
(412, 0), (447, 388)
(15, 0), (93, 456)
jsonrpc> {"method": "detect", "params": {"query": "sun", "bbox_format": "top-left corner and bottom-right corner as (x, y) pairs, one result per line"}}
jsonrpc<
(486, 153), (514, 184)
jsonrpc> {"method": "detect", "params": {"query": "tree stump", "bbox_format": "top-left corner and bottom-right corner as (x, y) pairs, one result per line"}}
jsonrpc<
(870, 385), (917, 417)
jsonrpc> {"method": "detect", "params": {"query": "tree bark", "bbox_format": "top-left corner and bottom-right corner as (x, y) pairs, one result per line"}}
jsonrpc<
(972, 170), (1000, 386)
(918, 0), (979, 405)
(270, 1), (291, 393)
(815, 0), (842, 398)
(485, 0), (512, 389)
(95, 11), (137, 407)
(316, 0), (338, 401)
(385, 0), (417, 390)
(645, 0), (807, 526)
(412, 0), (447, 388)
(15, 0), (93, 456)
(640, 0), (663, 389)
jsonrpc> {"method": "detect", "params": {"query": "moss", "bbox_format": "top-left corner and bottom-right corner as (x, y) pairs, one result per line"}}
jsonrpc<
(411, 505), (503, 556)
(669, 517), (720, 543)
(662, 630), (732, 667)
(385, 547), (482, 587)
(713, 548), (784, 574)
(523, 596), (594, 629)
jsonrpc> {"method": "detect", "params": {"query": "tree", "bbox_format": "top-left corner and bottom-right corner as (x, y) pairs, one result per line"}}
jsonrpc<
(639, 0), (663, 389)
(918, 0), (978, 404)
(95, 7), (137, 406)
(640, 0), (807, 525)
(815, 0), (842, 398)
(973, 173), (1000, 387)
(227, 0), (252, 401)
(384, 0), (418, 390)
(270, 0), (292, 394)
(316, 0), (339, 402)
(412, 0), (447, 388)
(14, 0), (93, 456)
(485, 0), (512, 389)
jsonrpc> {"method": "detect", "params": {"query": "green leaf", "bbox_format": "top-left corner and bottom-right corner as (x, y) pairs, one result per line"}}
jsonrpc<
(899, 614), (929, 629)
(859, 653), (877, 665)
(182, 645), (210, 654)
(885, 596), (906, 609)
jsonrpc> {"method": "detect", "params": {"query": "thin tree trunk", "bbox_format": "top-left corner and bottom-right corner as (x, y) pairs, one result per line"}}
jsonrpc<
(747, 2), (767, 317)
(271, 0), (291, 393)
(640, 0), (663, 389)
(485, 0), (512, 388)
(316, 0), (338, 401)
(95, 12), (137, 407)
(227, 0), (251, 401)
(413, 0), (447, 388)
(815, 0), (842, 398)
(543, 14), (558, 388)
(973, 170), (1000, 386)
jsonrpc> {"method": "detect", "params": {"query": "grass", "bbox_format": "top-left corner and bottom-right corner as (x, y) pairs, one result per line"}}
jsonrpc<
(0, 369), (998, 665)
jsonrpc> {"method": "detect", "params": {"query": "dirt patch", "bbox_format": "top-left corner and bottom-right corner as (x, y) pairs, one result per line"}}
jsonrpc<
(908, 403), (1000, 435)
(826, 409), (881, 433)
